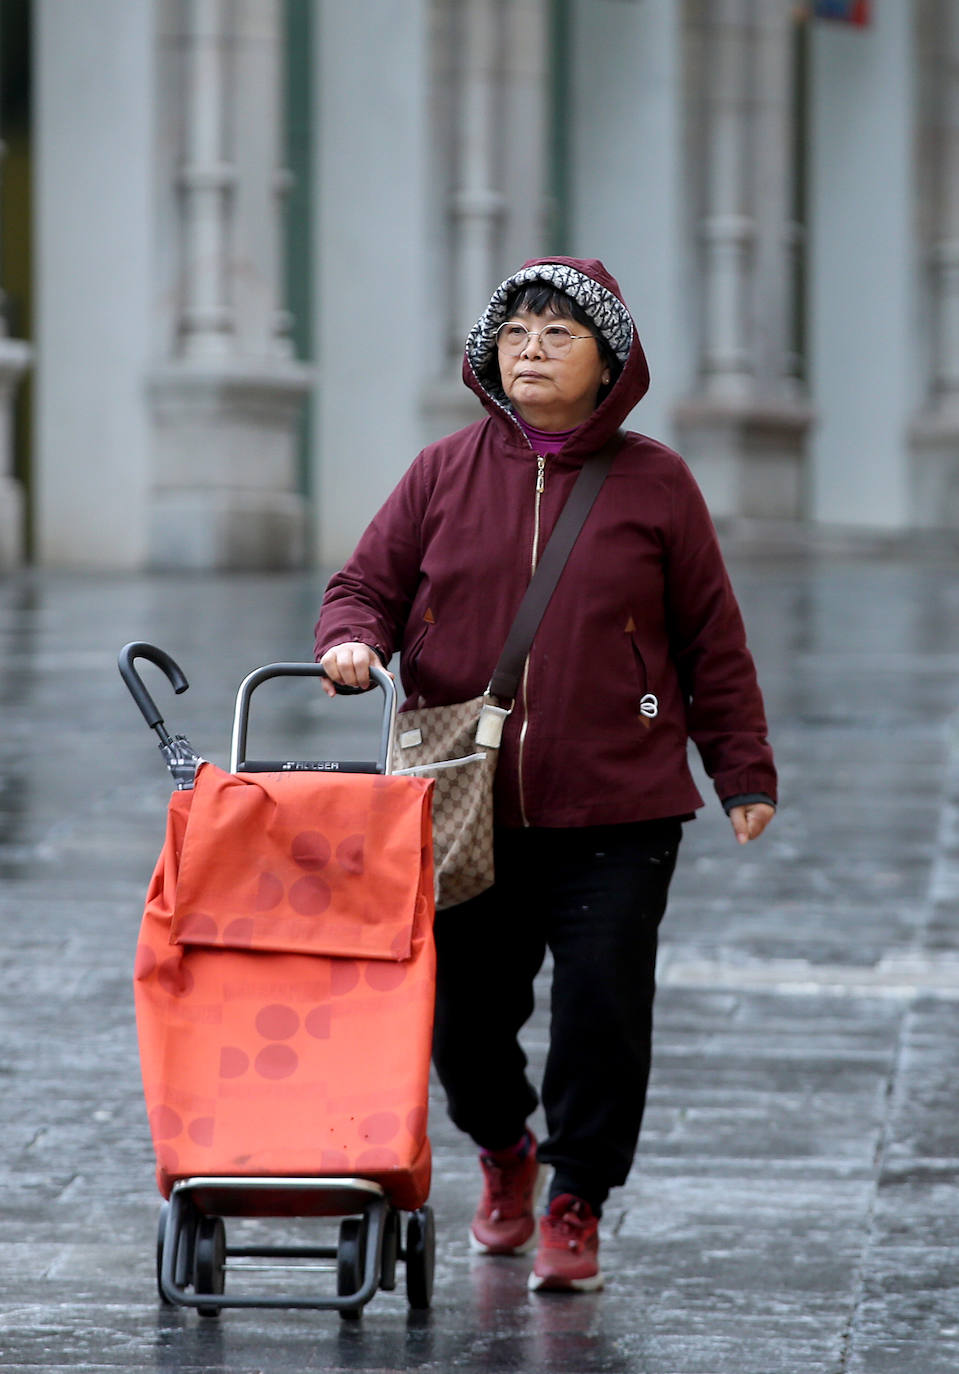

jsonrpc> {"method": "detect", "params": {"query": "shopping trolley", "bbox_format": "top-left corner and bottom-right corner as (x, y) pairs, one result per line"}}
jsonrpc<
(119, 643), (436, 1318)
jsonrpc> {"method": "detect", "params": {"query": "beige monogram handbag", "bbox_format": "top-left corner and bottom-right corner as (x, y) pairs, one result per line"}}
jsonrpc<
(389, 695), (504, 909)
(390, 434), (622, 911)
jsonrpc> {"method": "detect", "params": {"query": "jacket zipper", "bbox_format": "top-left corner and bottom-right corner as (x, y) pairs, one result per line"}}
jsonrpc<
(517, 454), (547, 826)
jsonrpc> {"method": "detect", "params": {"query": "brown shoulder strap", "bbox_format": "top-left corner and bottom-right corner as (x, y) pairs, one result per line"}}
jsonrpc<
(488, 431), (623, 702)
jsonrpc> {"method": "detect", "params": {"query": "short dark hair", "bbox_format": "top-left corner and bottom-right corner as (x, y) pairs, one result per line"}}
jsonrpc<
(490, 282), (622, 403)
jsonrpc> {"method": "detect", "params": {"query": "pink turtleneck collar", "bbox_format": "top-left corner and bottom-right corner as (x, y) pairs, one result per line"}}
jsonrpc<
(513, 413), (581, 456)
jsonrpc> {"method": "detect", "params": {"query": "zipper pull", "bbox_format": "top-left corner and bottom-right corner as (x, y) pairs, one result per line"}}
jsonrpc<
(536, 455), (546, 494)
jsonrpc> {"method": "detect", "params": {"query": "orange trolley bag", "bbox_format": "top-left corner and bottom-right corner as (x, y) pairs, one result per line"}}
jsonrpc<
(119, 644), (436, 1319)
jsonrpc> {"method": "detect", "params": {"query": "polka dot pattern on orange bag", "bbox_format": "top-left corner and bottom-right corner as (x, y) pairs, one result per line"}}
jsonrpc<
(133, 766), (436, 1211)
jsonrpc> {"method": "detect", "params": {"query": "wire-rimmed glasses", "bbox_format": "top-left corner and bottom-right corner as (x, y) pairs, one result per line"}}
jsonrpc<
(495, 320), (595, 358)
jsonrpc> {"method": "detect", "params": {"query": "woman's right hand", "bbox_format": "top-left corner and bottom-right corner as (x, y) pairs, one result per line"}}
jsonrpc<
(319, 641), (386, 698)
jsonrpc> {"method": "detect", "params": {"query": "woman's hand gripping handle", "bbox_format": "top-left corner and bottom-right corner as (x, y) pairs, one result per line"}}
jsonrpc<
(318, 642), (391, 698)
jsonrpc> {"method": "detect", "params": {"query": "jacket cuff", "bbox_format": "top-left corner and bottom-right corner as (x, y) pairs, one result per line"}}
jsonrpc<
(314, 637), (389, 665)
(722, 792), (776, 816)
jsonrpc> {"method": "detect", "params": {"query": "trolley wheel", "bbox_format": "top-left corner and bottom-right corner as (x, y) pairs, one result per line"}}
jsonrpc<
(157, 1198), (198, 1303)
(405, 1205), (435, 1311)
(337, 1217), (366, 1321)
(156, 1203), (172, 1304)
(193, 1215), (226, 1318)
(380, 1208), (400, 1292)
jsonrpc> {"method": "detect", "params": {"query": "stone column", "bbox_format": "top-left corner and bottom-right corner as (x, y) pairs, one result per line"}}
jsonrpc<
(313, 0), (431, 564)
(421, 0), (507, 440)
(147, 0), (310, 569)
(912, 0), (959, 526)
(565, 0), (686, 443)
(35, 0), (155, 568)
(422, 0), (550, 439)
(178, 0), (235, 361)
(675, 0), (810, 521)
(0, 55), (30, 568)
(450, 0), (505, 350)
(699, 0), (755, 404)
(808, 0), (913, 528)
(500, 0), (550, 270)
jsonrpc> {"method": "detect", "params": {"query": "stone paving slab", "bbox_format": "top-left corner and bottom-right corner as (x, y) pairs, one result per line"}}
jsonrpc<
(1, 549), (959, 1371)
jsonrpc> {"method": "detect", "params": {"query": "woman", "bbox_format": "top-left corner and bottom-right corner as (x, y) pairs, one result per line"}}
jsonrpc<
(315, 257), (775, 1293)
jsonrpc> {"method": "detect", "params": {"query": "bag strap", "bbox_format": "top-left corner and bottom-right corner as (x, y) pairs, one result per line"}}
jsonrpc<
(488, 430), (624, 702)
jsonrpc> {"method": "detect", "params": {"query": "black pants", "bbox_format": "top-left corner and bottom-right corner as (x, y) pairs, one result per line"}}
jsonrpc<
(431, 819), (682, 1213)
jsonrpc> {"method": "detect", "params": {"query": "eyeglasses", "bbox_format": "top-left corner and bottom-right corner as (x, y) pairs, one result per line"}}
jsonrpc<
(495, 321), (596, 358)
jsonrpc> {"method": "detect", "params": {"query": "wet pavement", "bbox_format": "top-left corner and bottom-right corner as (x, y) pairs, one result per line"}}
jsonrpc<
(1, 531), (959, 1372)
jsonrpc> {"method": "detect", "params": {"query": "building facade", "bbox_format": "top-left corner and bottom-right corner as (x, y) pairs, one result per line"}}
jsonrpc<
(0, 0), (956, 570)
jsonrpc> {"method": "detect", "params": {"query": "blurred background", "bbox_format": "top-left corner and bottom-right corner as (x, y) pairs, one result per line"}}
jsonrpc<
(0, 0), (953, 573)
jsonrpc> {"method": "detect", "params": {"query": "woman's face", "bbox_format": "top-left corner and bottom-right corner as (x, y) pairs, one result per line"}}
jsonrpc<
(497, 307), (610, 432)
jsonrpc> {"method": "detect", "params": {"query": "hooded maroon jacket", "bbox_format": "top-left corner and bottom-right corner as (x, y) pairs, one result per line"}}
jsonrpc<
(316, 257), (776, 828)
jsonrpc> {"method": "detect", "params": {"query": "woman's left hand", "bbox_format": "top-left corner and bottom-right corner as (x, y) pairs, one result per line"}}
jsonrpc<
(728, 802), (775, 845)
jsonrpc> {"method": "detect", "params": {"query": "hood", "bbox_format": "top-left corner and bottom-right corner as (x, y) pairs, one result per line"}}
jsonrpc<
(462, 256), (650, 449)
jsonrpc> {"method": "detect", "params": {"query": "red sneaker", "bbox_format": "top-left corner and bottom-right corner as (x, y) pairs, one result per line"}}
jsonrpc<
(527, 1193), (604, 1292)
(469, 1131), (546, 1255)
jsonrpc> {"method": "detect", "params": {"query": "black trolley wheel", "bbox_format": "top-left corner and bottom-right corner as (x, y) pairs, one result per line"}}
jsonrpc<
(193, 1215), (226, 1318)
(337, 1216), (366, 1321)
(156, 1203), (172, 1305)
(157, 1197), (198, 1305)
(380, 1208), (400, 1292)
(405, 1205), (435, 1311)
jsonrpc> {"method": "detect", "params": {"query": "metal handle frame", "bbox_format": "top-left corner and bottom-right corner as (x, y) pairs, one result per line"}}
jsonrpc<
(229, 663), (397, 775)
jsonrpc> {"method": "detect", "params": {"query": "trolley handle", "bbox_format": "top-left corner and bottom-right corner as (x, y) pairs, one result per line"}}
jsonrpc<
(118, 641), (189, 741)
(118, 641), (203, 788)
(230, 662), (397, 775)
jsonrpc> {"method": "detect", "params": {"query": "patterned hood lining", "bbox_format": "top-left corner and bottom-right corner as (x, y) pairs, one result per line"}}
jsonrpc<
(466, 261), (635, 411)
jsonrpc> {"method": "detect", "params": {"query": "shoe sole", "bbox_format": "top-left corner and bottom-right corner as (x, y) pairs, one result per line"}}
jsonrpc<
(468, 1162), (548, 1256)
(469, 1228), (538, 1255)
(527, 1267), (605, 1293)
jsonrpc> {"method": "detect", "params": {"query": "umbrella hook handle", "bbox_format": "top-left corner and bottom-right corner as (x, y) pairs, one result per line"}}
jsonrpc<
(118, 641), (189, 747)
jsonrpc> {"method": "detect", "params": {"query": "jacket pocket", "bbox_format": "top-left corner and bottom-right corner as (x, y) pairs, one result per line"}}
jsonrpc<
(625, 628), (659, 726)
(402, 617), (431, 680)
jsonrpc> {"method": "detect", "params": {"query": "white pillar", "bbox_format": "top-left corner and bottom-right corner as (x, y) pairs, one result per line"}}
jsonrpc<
(753, 0), (804, 403)
(421, 0), (550, 444)
(809, 1), (914, 528)
(700, 0), (755, 403)
(500, 0), (550, 271)
(312, 0), (550, 566)
(313, 0), (430, 566)
(35, 0), (308, 570)
(567, 0), (688, 445)
(450, 0), (504, 352)
(675, 0), (810, 520)
(178, 0), (235, 360)
(34, 0), (154, 568)
(232, 0), (295, 360)
(147, 0), (310, 569)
